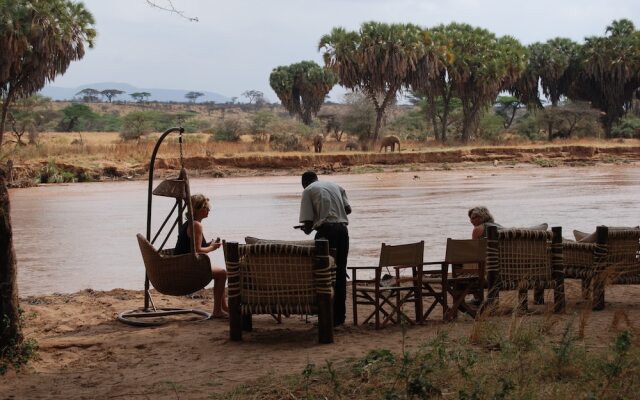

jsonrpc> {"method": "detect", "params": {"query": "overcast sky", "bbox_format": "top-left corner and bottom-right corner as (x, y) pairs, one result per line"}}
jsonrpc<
(47, 0), (639, 102)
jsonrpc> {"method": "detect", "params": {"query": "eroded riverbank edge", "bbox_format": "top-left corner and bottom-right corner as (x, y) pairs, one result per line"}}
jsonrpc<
(7, 143), (640, 187)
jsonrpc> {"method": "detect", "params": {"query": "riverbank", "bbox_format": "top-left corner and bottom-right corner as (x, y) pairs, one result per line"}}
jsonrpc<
(1, 282), (639, 399)
(6, 141), (640, 187)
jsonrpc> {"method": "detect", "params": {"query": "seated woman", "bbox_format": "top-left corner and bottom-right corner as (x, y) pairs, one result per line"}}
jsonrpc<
(175, 194), (228, 318)
(467, 206), (502, 305)
(468, 206), (502, 239)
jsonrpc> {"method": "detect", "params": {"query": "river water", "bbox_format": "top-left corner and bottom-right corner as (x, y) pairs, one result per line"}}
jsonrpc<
(9, 165), (640, 296)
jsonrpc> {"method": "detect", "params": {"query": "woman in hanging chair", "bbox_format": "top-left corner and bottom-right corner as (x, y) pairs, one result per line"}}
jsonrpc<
(175, 194), (229, 318)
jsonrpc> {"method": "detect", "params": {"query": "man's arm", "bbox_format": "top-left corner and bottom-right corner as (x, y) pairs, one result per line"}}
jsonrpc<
(344, 204), (352, 215)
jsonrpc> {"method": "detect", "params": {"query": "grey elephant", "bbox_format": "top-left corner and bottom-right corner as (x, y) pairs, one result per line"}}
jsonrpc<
(345, 141), (358, 151)
(313, 134), (324, 153)
(379, 135), (400, 152)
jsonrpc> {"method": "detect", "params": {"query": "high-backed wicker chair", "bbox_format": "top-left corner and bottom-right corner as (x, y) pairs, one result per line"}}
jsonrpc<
(564, 226), (640, 310)
(486, 226), (564, 313)
(350, 241), (424, 329)
(224, 240), (334, 344)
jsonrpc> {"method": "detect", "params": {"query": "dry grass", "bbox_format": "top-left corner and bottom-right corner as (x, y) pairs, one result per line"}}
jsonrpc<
(215, 307), (640, 400)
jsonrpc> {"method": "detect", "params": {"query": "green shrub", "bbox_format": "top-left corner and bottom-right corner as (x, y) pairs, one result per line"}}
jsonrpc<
(478, 112), (505, 141)
(269, 132), (306, 151)
(611, 116), (640, 138)
(119, 111), (155, 141)
(211, 119), (242, 142)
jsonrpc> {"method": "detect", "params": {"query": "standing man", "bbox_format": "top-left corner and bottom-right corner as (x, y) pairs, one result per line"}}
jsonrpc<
(299, 171), (351, 326)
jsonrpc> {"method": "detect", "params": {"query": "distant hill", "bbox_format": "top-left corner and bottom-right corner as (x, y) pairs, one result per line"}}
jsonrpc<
(39, 82), (231, 103)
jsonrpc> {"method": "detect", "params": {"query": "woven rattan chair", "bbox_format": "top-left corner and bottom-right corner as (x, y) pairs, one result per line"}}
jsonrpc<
(224, 240), (334, 344)
(350, 241), (424, 329)
(119, 128), (216, 326)
(486, 226), (565, 313)
(564, 226), (640, 310)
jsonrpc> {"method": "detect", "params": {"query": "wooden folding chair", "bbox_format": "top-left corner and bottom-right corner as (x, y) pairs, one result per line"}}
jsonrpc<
(350, 241), (424, 329)
(423, 238), (487, 320)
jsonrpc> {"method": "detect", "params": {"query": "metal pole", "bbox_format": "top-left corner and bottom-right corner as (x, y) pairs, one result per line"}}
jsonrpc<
(144, 127), (184, 310)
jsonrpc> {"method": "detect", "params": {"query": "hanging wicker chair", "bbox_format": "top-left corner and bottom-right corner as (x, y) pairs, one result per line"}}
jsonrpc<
(118, 127), (214, 326)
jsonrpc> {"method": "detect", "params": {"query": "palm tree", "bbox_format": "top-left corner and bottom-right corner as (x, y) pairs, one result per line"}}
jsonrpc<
(269, 61), (336, 125)
(0, 0), (96, 147)
(319, 22), (423, 143)
(409, 26), (454, 142)
(568, 19), (640, 138)
(0, 0), (95, 357)
(437, 23), (527, 143)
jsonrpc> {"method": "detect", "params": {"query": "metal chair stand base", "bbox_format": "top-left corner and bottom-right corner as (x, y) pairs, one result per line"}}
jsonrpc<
(117, 307), (211, 327)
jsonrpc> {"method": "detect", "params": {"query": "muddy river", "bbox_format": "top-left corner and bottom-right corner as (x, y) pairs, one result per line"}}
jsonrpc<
(9, 165), (640, 296)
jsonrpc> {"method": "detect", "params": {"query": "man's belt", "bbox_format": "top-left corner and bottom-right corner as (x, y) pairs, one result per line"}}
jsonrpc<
(318, 222), (347, 228)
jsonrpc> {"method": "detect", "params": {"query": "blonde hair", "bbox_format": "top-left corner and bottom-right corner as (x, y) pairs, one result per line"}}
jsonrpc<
(468, 206), (494, 223)
(186, 193), (210, 219)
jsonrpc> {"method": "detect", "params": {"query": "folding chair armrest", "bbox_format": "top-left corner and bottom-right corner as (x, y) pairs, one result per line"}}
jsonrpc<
(348, 266), (379, 270)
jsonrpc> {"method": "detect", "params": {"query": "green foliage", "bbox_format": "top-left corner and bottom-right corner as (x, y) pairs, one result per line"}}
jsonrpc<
(269, 132), (305, 151)
(0, 0), (96, 146)
(1, 308), (38, 375)
(388, 107), (427, 140)
(250, 110), (276, 135)
(60, 103), (98, 132)
(37, 161), (77, 183)
(119, 111), (155, 141)
(477, 112), (505, 142)
(569, 19), (640, 137)
(269, 61), (336, 125)
(611, 115), (640, 138)
(211, 119), (242, 142)
(516, 112), (544, 140)
(320, 21), (431, 140)
(340, 92), (376, 142)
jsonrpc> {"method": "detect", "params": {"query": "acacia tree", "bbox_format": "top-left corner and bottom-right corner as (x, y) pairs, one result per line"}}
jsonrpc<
(0, 0), (95, 362)
(101, 89), (125, 103)
(75, 88), (101, 102)
(241, 90), (264, 105)
(319, 22), (424, 143)
(269, 61), (337, 125)
(130, 92), (151, 103)
(0, 0), (96, 147)
(185, 91), (204, 103)
(568, 19), (640, 138)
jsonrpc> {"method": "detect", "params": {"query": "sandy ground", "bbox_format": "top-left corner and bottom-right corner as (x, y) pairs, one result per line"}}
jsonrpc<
(1, 281), (640, 399)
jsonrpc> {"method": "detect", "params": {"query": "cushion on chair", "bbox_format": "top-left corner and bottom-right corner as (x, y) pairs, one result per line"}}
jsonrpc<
(502, 223), (548, 231)
(573, 226), (640, 243)
(244, 236), (316, 246)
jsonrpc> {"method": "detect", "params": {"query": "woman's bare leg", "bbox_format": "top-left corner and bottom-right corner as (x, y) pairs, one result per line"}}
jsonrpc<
(211, 266), (228, 316)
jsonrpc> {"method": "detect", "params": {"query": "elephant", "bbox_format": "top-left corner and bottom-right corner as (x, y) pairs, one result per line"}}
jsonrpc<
(345, 141), (358, 151)
(379, 135), (400, 152)
(313, 134), (324, 153)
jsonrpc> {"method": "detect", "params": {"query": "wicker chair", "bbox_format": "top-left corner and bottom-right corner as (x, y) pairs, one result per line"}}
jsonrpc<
(224, 240), (334, 344)
(486, 226), (564, 313)
(564, 226), (640, 310)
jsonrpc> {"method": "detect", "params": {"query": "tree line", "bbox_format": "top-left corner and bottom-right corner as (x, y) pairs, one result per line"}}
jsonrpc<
(270, 20), (640, 143)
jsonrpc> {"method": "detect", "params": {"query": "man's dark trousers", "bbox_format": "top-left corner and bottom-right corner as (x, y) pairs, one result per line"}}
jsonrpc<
(315, 223), (349, 326)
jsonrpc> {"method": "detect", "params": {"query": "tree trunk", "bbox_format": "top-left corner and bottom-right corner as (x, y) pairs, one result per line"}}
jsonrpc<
(426, 94), (440, 142)
(0, 96), (11, 148)
(373, 108), (384, 143)
(0, 168), (22, 351)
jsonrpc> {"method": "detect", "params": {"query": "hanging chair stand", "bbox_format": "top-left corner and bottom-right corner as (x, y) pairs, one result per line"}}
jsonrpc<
(118, 127), (214, 326)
